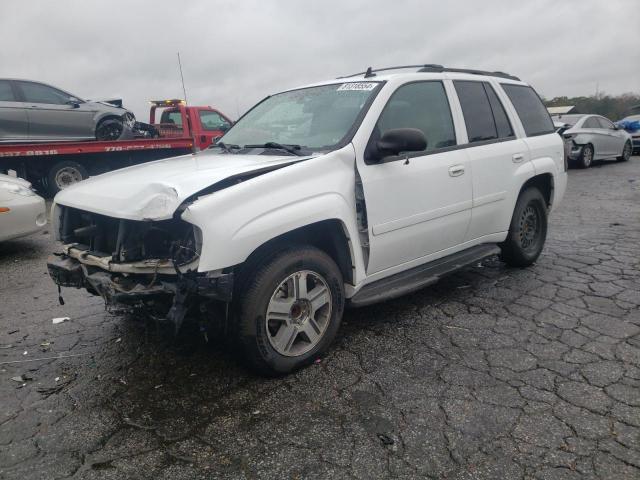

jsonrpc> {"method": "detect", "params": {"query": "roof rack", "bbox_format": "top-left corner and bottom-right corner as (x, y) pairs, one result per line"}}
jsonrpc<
(337, 64), (520, 81)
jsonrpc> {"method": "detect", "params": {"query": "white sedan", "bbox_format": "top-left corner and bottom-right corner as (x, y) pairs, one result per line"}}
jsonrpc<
(0, 173), (47, 241)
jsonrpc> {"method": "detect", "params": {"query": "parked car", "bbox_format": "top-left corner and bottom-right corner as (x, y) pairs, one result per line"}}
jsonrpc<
(0, 173), (47, 241)
(0, 79), (136, 142)
(617, 114), (640, 154)
(551, 113), (632, 168)
(48, 64), (567, 375)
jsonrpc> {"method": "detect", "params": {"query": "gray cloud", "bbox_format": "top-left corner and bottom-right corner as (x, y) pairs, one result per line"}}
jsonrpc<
(1, 0), (638, 119)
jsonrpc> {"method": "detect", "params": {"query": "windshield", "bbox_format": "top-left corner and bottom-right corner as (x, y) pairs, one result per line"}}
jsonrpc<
(219, 82), (382, 152)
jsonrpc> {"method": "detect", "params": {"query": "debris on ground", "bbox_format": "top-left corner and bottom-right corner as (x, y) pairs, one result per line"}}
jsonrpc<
(52, 317), (70, 324)
(377, 433), (395, 446)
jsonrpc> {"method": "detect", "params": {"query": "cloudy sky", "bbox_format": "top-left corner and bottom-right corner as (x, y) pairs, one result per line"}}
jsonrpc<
(1, 0), (638, 120)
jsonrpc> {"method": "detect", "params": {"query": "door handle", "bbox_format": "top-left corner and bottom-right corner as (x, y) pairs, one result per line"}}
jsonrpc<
(512, 153), (525, 163)
(449, 165), (465, 177)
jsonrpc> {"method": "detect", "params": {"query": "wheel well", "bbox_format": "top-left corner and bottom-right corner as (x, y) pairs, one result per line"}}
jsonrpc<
(520, 173), (553, 208)
(241, 220), (354, 285)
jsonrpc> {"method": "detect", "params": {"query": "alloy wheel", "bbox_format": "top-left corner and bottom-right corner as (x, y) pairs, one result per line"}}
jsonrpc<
(265, 270), (332, 357)
(55, 166), (84, 190)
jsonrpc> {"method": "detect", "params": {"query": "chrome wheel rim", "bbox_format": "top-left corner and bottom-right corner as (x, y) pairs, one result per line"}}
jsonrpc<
(623, 143), (631, 160)
(519, 204), (540, 250)
(55, 167), (83, 189)
(583, 147), (592, 167)
(265, 270), (332, 357)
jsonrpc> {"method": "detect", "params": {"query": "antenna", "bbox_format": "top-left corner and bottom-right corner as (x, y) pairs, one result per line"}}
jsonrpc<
(177, 52), (188, 104)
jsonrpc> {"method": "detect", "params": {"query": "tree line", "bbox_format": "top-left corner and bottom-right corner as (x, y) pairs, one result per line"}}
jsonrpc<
(544, 93), (640, 121)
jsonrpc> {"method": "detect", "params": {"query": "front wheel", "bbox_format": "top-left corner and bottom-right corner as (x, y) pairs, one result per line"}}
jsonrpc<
(235, 246), (344, 376)
(617, 141), (632, 162)
(95, 118), (124, 141)
(500, 187), (548, 268)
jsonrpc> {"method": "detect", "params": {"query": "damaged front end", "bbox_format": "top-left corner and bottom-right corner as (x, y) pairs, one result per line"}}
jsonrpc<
(47, 206), (233, 331)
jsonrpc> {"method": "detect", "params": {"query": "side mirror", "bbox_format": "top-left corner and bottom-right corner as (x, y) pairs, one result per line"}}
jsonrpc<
(612, 124), (620, 130)
(375, 128), (427, 160)
(219, 123), (231, 132)
(66, 100), (80, 108)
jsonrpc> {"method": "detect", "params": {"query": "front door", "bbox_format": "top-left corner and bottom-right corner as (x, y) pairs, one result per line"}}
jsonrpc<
(16, 81), (94, 141)
(358, 80), (473, 275)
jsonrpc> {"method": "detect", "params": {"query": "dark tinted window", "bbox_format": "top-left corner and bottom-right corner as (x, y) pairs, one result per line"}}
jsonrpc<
(485, 84), (514, 138)
(0, 80), (15, 101)
(501, 84), (554, 136)
(19, 81), (72, 105)
(454, 81), (497, 142)
(376, 81), (456, 152)
(199, 110), (230, 131)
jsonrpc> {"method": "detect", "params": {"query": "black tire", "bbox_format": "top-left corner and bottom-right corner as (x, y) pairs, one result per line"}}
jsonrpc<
(578, 144), (593, 168)
(617, 141), (632, 162)
(235, 245), (344, 376)
(500, 188), (548, 268)
(95, 118), (124, 141)
(47, 160), (88, 196)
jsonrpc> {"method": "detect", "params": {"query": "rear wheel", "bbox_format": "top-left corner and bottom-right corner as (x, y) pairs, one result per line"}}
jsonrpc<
(500, 187), (548, 268)
(617, 141), (632, 162)
(578, 144), (593, 168)
(235, 245), (344, 376)
(47, 160), (88, 196)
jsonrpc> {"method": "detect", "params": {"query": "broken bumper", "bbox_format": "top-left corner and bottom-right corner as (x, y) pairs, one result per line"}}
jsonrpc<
(47, 254), (234, 307)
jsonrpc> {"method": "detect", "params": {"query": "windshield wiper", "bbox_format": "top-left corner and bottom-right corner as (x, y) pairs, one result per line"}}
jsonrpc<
(211, 141), (241, 153)
(244, 142), (304, 156)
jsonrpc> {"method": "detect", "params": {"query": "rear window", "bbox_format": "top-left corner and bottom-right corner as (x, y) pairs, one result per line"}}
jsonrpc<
(0, 80), (15, 101)
(502, 84), (554, 136)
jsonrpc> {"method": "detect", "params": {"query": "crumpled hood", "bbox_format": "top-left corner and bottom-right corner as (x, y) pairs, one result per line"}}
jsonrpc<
(53, 150), (311, 220)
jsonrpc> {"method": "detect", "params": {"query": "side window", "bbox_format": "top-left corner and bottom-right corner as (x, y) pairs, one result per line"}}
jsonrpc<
(454, 81), (514, 142)
(501, 84), (554, 136)
(485, 84), (514, 138)
(375, 81), (456, 154)
(18, 81), (72, 105)
(583, 117), (598, 128)
(0, 80), (15, 101)
(199, 111), (231, 131)
(597, 117), (614, 129)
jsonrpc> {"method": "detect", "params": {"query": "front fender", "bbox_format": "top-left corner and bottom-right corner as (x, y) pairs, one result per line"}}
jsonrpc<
(180, 146), (364, 278)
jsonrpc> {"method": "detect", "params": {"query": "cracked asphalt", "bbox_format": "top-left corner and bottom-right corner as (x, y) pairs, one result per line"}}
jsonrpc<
(1, 157), (639, 479)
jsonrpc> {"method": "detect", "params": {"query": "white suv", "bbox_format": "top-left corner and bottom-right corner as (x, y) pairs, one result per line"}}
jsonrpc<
(48, 65), (567, 375)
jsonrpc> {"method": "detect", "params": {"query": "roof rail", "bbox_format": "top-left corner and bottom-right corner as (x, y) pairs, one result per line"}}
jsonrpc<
(337, 64), (520, 81)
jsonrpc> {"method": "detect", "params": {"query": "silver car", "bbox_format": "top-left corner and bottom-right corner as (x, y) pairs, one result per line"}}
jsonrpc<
(551, 114), (633, 168)
(0, 79), (135, 142)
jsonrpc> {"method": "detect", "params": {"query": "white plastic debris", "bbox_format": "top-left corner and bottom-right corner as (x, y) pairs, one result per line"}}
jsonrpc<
(52, 317), (70, 324)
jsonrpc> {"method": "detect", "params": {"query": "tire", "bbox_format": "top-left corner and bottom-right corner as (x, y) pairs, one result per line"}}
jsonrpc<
(617, 141), (632, 162)
(235, 245), (344, 376)
(578, 144), (593, 168)
(95, 118), (124, 141)
(47, 160), (88, 196)
(500, 187), (548, 268)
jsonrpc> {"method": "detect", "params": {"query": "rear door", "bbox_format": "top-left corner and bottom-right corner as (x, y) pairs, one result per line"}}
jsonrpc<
(358, 80), (473, 274)
(581, 116), (609, 158)
(0, 80), (29, 141)
(15, 81), (94, 141)
(453, 80), (531, 240)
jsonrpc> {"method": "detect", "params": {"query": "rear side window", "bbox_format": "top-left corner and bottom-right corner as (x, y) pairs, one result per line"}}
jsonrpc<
(501, 84), (554, 136)
(0, 80), (15, 101)
(597, 117), (614, 129)
(160, 110), (183, 126)
(454, 81), (513, 143)
(376, 81), (456, 152)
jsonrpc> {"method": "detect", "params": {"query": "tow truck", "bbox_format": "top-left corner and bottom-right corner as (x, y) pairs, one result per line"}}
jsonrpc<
(0, 100), (233, 195)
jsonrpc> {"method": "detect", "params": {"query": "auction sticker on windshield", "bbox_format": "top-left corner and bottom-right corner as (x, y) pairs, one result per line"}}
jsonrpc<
(336, 82), (377, 91)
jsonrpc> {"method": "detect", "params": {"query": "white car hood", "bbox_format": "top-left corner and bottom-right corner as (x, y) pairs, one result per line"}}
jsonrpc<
(53, 151), (310, 220)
